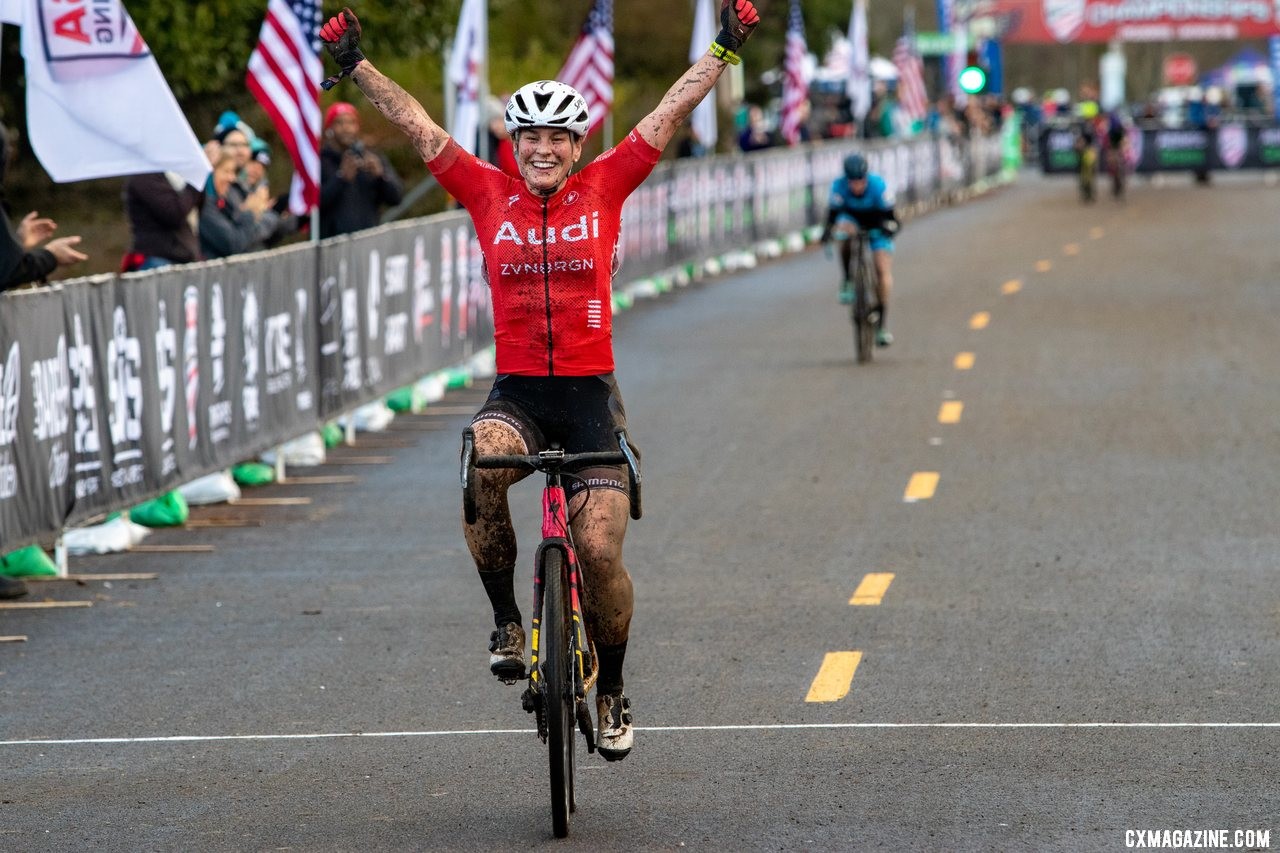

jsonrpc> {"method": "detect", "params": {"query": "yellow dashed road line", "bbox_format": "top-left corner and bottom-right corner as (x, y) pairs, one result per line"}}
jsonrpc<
(904, 472), (939, 502)
(805, 652), (863, 702)
(1036, 260), (1052, 273)
(969, 312), (990, 330)
(954, 352), (975, 370)
(1063, 243), (1080, 256)
(1002, 279), (1022, 295)
(1090, 227), (1105, 239)
(938, 401), (963, 424)
(850, 573), (895, 606)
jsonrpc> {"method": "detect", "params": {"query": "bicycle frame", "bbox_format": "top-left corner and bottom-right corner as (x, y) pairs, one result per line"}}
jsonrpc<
(526, 464), (596, 748)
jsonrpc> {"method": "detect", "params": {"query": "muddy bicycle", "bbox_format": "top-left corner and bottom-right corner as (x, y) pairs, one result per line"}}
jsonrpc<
(460, 427), (641, 838)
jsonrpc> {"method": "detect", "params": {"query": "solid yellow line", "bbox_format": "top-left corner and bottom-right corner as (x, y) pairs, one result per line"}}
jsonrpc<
(1036, 260), (1052, 273)
(969, 312), (990, 330)
(850, 573), (895, 606)
(1001, 279), (1022, 295)
(805, 652), (863, 702)
(904, 471), (939, 502)
(938, 401), (964, 424)
(954, 352), (975, 370)
(1063, 243), (1080, 256)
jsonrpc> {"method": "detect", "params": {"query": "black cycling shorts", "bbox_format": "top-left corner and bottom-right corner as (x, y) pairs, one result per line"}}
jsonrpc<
(469, 373), (636, 502)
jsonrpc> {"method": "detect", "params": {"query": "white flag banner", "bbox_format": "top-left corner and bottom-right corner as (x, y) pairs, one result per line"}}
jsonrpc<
(4, 0), (209, 187)
(688, 0), (717, 150)
(447, 0), (486, 155)
(847, 0), (871, 123)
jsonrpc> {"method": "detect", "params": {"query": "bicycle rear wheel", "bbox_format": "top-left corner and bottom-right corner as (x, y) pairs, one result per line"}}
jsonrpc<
(541, 546), (575, 838)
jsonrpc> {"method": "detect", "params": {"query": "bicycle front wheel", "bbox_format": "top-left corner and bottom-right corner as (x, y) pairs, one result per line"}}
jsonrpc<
(541, 546), (575, 838)
(853, 253), (874, 364)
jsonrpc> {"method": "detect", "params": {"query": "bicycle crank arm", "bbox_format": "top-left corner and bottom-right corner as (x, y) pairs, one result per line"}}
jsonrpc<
(575, 699), (596, 753)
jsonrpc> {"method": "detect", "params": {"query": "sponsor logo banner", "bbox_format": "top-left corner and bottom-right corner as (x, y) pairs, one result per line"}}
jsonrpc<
(989, 0), (1280, 43)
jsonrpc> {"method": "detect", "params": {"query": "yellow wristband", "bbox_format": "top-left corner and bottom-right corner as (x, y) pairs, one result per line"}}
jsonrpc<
(708, 41), (741, 66)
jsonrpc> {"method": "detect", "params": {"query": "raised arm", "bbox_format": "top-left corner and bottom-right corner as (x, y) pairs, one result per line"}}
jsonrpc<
(321, 9), (450, 163)
(636, 0), (760, 152)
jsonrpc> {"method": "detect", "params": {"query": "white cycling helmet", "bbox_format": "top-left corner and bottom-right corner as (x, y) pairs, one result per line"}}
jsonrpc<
(504, 80), (590, 137)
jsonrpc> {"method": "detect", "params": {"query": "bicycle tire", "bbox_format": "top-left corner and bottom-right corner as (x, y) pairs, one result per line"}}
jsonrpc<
(541, 546), (575, 838)
(853, 246), (874, 364)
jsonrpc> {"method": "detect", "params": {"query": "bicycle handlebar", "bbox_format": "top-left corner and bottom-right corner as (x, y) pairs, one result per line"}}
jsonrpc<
(461, 428), (643, 521)
(474, 449), (629, 472)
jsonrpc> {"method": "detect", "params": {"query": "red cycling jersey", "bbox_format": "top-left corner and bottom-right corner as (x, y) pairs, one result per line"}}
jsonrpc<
(428, 131), (662, 376)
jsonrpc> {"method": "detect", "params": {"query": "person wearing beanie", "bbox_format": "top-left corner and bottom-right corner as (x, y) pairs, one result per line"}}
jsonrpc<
(318, 101), (402, 238)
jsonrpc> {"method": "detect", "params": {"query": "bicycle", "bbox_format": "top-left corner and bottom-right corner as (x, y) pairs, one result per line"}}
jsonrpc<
(826, 225), (882, 364)
(460, 427), (642, 839)
(844, 230), (879, 364)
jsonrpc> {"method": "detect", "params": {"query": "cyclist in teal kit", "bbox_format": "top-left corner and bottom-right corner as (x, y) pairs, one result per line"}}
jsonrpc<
(321, 1), (761, 762)
(821, 153), (899, 346)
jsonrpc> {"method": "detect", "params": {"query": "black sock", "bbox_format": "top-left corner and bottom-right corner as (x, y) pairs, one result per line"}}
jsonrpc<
(595, 641), (628, 696)
(478, 567), (521, 628)
(876, 302), (887, 328)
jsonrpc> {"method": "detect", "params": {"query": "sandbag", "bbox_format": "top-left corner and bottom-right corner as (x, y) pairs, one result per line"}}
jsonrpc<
(129, 490), (190, 528)
(177, 471), (242, 506)
(0, 545), (58, 577)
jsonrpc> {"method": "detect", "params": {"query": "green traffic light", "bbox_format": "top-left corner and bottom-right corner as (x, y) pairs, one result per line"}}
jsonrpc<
(958, 65), (986, 95)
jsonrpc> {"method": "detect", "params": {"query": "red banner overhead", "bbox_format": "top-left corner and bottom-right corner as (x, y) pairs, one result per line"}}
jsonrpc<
(984, 1), (1280, 43)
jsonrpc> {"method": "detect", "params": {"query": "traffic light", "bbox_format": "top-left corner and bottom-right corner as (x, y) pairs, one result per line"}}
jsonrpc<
(958, 48), (987, 95)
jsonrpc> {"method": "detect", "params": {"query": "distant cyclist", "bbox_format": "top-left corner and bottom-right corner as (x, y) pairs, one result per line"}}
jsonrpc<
(821, 152), (899, 347)
(1102, 108), (1131, 200)
(1073, 97), (1101, 203)
(320, 2), (760, 762)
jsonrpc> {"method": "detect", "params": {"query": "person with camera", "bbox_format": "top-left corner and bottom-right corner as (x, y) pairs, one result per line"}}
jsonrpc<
(318, 101), (403, 238)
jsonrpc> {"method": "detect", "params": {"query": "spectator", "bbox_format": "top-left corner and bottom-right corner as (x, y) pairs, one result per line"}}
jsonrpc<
(244, 138), (300, 246)
(199, 152), (270, 259)
(319, 102), (403, 238)
(485, 96), (521, 177)
(215, 127), (280, 251)
(737, 104), (774, 152)
(676, 121), (709, 158)
(0, 128), (86, 291)
(121, 172), (204, 271)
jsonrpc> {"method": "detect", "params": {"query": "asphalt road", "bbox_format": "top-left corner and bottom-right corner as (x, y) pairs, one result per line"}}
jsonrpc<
(2, 170), (1278, 852)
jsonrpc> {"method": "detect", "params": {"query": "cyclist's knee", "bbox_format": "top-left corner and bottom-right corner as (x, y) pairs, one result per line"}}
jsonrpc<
(577, 535), (625, 579)
(468, 420), (529, 494)
(570, 491), (628, 571)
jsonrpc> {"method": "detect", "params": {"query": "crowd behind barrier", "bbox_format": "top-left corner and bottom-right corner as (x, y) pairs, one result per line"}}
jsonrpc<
(0, 131), (1005, 552)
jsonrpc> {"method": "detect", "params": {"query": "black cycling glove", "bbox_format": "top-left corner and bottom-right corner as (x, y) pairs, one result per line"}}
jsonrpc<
(710, 0), (760, 66)
(320, 8), (365, 91)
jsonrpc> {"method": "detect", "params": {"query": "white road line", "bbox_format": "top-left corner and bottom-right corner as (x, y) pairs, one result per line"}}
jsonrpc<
(4, 722), (1278, 747)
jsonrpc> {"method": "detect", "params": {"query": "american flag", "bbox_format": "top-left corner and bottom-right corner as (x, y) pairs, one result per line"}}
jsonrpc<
(247, 0), (323, 216)
(893, 32), (929, 128)
(780, 0), (809, 145)
(556, 0), (614, 138)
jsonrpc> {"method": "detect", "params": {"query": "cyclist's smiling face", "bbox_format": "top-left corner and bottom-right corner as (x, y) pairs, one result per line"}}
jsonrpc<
(515, 128), (584, 196)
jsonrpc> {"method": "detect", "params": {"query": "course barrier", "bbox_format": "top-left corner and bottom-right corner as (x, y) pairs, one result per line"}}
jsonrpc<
(1039, 124), (1280, 174)
(0, 131), (1005, 552)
